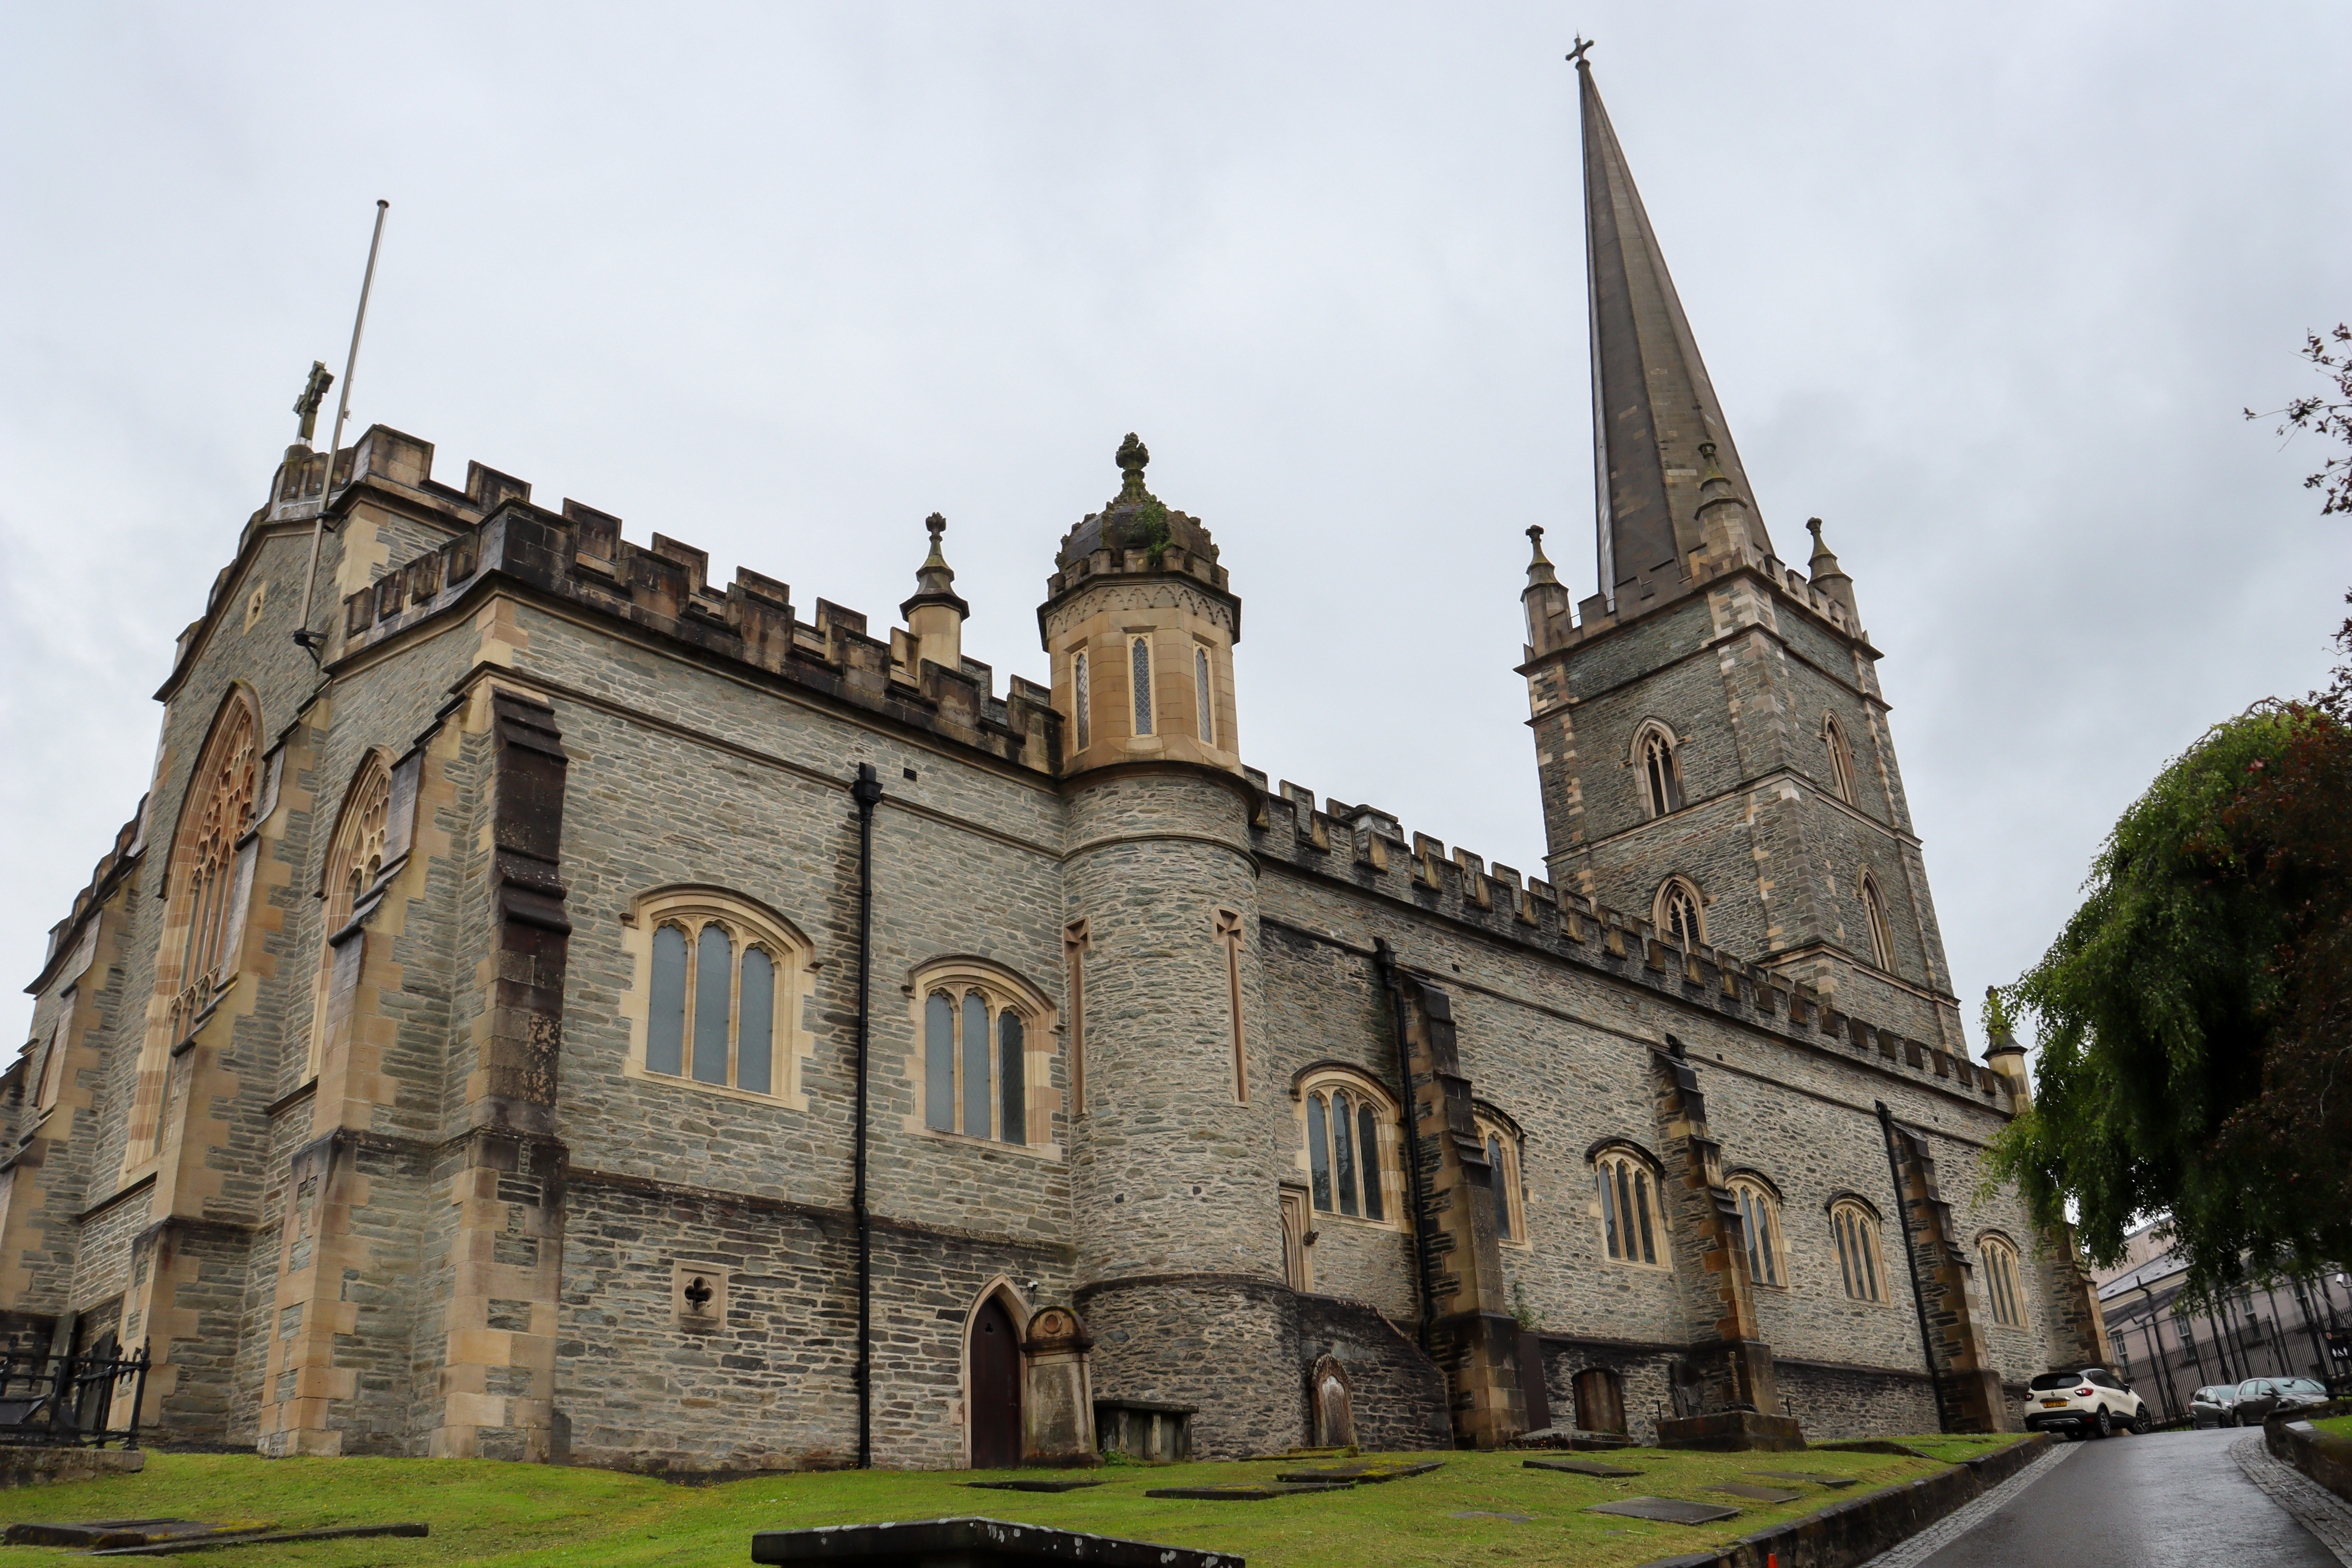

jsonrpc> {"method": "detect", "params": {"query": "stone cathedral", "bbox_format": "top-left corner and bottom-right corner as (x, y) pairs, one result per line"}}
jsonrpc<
(4, 61), (2109, 1468)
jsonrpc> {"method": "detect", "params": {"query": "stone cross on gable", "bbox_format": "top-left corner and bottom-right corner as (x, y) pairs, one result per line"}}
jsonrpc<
(293, 361), (335, 445)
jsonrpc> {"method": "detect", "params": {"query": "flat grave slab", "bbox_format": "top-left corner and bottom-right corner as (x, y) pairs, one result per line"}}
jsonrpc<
(1445, 1510), (1537, 1523)
(1706, 1483), (1805, 1504)
(6, 1521), (269, 1550)
(962, 1480), (1105, 1493)
(751, 1517), (1242, 1566)
(1523, 1457), (1644, 1478)
(1144, 1483), (1352, 1501)
(1272, 1461), (1442, 1485)
(1584, 1496), (1744, 1525)
(1747, 1470), (1858, 1489)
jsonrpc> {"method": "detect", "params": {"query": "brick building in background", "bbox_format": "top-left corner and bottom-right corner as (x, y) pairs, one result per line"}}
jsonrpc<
(2, 60), (2109, 1468)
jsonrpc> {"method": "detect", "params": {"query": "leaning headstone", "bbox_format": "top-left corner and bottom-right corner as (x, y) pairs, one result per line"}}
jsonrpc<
(1584, 1496), (1744, 1525)
(1308, 1355), (1356, 1450)
(751, 1518), (1242, 1566)
(1706, 1483), (1804, 1504)
(1523, 1457), (1643, 1478)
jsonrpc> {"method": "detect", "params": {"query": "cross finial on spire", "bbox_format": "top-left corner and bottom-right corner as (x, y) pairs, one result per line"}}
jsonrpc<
(1566, 34), (1594, 67)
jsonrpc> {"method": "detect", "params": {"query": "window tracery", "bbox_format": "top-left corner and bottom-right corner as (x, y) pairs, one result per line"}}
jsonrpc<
(1831, 1198), (1887, 1303)
(1476, 1112), (1526, 1245)
(1859, 874), (1895, 972)
(628, 888), (812, 1104)
(165, 695), (259, 1044)
(1634, 724), (1684, 818)
(1824, 713), (1856, 803)
(1728, 1176), (1784, 1287)
(1593, 1146), (1664, 1267)
(1655, 877), (1704, 948)
(1979, 1234), (2027, 1328)
(1297, 1069), (1396, 1226)
(917, 962), (1049, 1147)
(308, 755), (393, 1076)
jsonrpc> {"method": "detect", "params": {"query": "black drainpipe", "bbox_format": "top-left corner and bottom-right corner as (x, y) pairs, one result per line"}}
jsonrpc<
(850, 762), (884, 1469)
(1877, 1101), (1950, 1433)
(1374, 938), (1434, 1348)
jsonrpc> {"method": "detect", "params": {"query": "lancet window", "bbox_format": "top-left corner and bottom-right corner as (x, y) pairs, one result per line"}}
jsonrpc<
(1635, 725), (1684, 818)
(1072, 650), (1091, 752)
(1980, 1234), (2027, 1328)
(1594, 1147), (1664, 1267)
(1656, 877), (1704, 948)
(1194, 645), (1215, 746)
(1831, 1199), (1887, 1303)
(1299, 1071), (1395, 1225)
(1728, 1176), (1784, 1288)
(1477, 1111), (1526, 1245)
(922, 973), (1041, 1146)
(1859, 874), (1895, 972)
(1130, 635), (1154, 737)
(1824, 714), (1856, 803)
(309, 755), (392, 1075)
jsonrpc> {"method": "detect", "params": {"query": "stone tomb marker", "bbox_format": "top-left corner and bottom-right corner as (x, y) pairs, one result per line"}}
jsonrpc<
(1272, 1460), (1443, 1484)
(1144, 1483), (1355, 1501)
(960, 1479), (1104, 1493)
(752, 1518), (1241, 1566)
(1584, 1496), (1745, 1525)
(1706, 1483), (1805, 1504)
(1523, 1457), (1644, 1478)
(1748, 1469), (1859, 1489)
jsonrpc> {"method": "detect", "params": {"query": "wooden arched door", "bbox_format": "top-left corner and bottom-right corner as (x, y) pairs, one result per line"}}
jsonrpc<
(968, 1295), (1024, 1469)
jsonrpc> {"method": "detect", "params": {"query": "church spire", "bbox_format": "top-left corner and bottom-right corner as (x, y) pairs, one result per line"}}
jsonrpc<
(1577, 50), (1773, 606)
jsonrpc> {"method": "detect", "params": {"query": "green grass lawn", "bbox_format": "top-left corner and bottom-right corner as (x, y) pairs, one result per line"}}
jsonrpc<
(2311, 1413), (2352, 1437)
(0, 1439), (2024, 1568)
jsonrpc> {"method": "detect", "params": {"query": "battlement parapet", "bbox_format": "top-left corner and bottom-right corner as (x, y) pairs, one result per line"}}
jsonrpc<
(1524, 545), (1866, 662)
(337, 488), (1062, 775)
(1245, 780), (2001, 1111)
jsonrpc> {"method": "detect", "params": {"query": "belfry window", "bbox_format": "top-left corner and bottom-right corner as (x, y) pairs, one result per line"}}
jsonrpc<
(1656, 878), (1703, 948)
(1859, 875), (1895, 972)
(1980, 1235), (2027, 1328)
(1637, 727), (1683, 818)
(1824, 714), (1856, 803)
(1729, 1177), (1784, 1287)
(1131, 635), (1154, 736)
(633, 888), (811, 1102)
(1194, 645), (1215, 746)
(924, 984), (1031, 1145)
(1072, 650), (1091, 752)
(1595, 1149), (1663, 1267)
(1299, 1072), (1394, 1225)
(1832, 1200), (1887, 1302)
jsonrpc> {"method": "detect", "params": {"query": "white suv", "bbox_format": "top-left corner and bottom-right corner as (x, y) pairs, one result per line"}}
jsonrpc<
(2023, 1367), (2150, 1439)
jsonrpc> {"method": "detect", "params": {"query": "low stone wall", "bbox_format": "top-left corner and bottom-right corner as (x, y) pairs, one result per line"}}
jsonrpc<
(1630, 1433), (2047, 1568)
(1778, 1359), (1942, 1441)
(1293, 1294), (1449, 1454)
(2265, 1404), (2352, 1506)
(0, 1448), (145, 1490)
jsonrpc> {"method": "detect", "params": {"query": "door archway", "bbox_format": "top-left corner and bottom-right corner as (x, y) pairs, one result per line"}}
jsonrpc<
(968, 1294), (1024, 1468)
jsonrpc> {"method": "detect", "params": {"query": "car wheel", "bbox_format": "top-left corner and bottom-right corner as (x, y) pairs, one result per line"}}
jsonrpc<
(2131, 1408), (2150, 1435)
(2094, 1406), (2114, 1439)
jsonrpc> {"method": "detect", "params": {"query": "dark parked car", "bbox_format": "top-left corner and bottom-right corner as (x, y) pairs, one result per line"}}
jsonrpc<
(2231, 1377), (2332, 1425)
(2189, 1385), (2240, 1429)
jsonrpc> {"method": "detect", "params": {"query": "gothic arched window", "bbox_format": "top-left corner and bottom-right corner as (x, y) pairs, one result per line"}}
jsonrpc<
(1831, 1198), (1887, 1303)
(632, 888), (812, 1102)
(1635, 725), (1684, 818)
(1476, 1110), (1526, 1246)
(1194, 644), (1215, 746)
(1594, 1146), (1664, 1267)
(916, 960), (1050, 1147)
(1823, 713), (1856, 803)
(1130, 635), (1154, 737)
(1980, 1234), (2027, 1328)
(1655, 877), (1704, 948)
(1072, 649), (1091, 752)
(1728, 1176), (1784, 1288)
(1859, 874), (1895, 972)
(1297, 1070), (1396, 1226)
(309, 755), (392, 1075)
(164, 694), (260, 1043)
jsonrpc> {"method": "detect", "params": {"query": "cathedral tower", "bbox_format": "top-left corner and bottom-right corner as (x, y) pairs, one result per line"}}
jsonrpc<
(1041, 439), (1294, 1456)
(1522, 58), (1967, 1052)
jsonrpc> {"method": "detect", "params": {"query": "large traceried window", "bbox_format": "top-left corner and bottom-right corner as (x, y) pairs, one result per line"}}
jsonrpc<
(1130, 635), (1154, 737)
(308, 755), (392, 1076)
(1858, 874), (1896, 972)
(1980, 1234), (2027, 1328)
(1072, 650), (1091, 752)
(1298, 1071), (1396, 1226)
(1635, 725), (1684, 818)
(917, 964), (1049, 1148)
(1831, 1198), (1887, 1303)
(1594, 1147), (1664, 1267)
(630, 888), (811, 1105)
(1728, 1176), (1784, 1287)
(1193, 645), (1215, 746)
(165, 695), (260, 1044)
(1824, 714), (1856, 802)
(1655, 877), (1704, 948)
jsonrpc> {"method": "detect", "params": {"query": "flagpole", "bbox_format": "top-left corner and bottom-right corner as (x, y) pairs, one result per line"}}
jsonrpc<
(294, 199), (390, 656)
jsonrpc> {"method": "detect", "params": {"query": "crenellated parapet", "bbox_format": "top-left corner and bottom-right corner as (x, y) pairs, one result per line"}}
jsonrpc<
(1523, 535), (1869, 666)
(1240, 771), (2009, 1111)
(336, 481), (1063, 775)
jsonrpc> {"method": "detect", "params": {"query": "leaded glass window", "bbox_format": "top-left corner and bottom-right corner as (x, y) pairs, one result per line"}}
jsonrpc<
(1194, 645), (1214, 744)
(1597, 1152), (1661, 1265)
(922, 982), (1034, 1147)
(1131, 635), (1153, 736)
(640, 903), (789, 1097)
(1302, 1077), (1395, 1224)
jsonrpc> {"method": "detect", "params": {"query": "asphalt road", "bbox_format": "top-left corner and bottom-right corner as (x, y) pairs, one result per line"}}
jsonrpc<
(1916, 1426), (2336, 1567)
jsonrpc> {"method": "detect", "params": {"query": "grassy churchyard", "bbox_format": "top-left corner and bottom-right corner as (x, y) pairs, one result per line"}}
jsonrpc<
(0, 1437), (2027, 1567)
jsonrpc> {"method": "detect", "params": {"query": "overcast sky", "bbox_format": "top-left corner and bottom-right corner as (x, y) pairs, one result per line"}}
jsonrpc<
(4, 3), (2347, 1054)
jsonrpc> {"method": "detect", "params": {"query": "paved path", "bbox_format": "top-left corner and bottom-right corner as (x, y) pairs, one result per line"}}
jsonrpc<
(1860, 1427), (2346, 1568)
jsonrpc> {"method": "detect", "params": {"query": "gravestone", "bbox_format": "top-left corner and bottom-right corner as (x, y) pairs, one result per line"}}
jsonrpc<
(751, 1518), (1242, 1566)
(1523, 1457), (1642, 1478)
(1584, 1497), (1744, 1525)
(1748, 1470), (1858, 1489)
(1272, 1460), (1441, 1485)
(1143, 1483), (1354, 1501)
(1021, 1307), (1097, 1467)
(1706, 1483), (1804, 1504)
(1308, 1355), (1354, 1450)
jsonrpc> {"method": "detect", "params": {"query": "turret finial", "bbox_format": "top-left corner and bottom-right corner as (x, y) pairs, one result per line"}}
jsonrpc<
(910, 512), (958, 601)
(1524, 524), (1559, 587)
(1114, 433), (1152, 503)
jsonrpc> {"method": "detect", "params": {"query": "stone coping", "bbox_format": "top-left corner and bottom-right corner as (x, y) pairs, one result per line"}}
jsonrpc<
(2265, 1401), (2352, 1506)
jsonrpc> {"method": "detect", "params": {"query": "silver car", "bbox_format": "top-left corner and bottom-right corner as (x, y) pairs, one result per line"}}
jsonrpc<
(2189, 1384), (2239, 1429)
